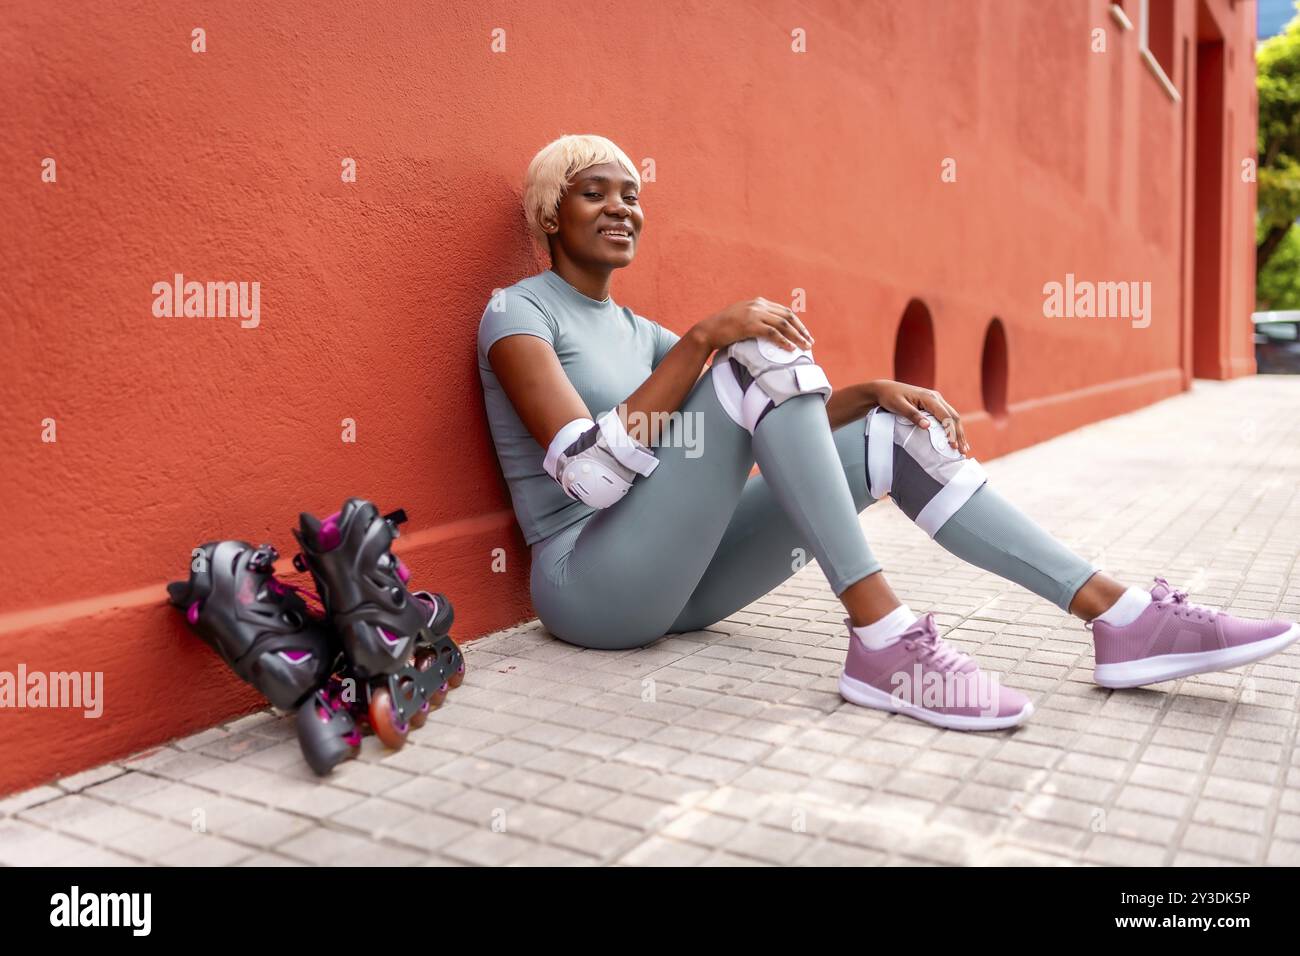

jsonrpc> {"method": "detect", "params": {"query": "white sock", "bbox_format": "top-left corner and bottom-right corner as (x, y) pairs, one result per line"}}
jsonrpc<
(851, 604), (918, 650)
(1094, 587), (1152, 627)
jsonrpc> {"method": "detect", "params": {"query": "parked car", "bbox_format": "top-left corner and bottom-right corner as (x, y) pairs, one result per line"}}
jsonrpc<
(1253, 310), (1300, 374)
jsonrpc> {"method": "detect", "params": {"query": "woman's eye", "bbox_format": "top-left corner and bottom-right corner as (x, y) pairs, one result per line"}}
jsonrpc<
(624, 195), (639, 204)
(584, 192), (602, 199)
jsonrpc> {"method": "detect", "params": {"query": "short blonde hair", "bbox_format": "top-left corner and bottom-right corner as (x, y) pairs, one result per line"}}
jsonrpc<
(523, 134), (640, 247)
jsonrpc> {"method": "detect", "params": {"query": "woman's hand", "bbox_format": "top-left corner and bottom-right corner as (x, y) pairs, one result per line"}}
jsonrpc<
(868, 379), (971, 456)
(692, 298), (814, 354)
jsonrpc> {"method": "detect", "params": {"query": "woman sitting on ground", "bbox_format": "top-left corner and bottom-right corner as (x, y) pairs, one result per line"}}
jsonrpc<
(475, 134), (1299, 731)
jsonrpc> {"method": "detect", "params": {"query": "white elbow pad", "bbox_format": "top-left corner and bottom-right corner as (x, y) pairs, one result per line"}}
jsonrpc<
(543, 410), (660, 509)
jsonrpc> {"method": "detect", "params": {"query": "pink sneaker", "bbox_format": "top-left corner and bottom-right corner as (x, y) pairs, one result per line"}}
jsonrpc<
(838, 612), (1034, 731)
(1091, 577), (1300, 688)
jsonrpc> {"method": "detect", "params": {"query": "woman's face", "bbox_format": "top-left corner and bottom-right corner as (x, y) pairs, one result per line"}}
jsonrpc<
(549, 161), (643, 269)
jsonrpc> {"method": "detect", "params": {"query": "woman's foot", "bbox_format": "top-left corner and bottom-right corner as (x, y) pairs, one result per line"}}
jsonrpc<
(1090, 577), (1300, 688)
(838, 612), (1034, 731)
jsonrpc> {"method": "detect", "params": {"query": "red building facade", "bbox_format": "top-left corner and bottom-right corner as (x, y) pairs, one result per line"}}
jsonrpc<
(0, 0), (1260, 793)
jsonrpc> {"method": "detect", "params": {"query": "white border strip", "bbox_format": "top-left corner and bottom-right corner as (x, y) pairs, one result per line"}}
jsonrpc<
(1141, 48), (1181, 102)
(866, 408), (894, 498)
(597, 409), (659, 477)
(543, 418), (595, 478)
(710, 360), (746, 431)
(1137, 0), (1181, 103)
(915, 460), (988, 537)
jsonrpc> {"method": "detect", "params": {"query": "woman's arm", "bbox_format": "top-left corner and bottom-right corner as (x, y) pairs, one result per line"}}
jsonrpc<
(825, 382), (878, 431)
(833, 379), (971, 455)
(487, 334), (594, 452)
(487, 325), (716, 451)
(489, 298), (814, 452)
(491, 334), (968, 459)
(615, 324), (713, 444)
(487, 325), (714, 453)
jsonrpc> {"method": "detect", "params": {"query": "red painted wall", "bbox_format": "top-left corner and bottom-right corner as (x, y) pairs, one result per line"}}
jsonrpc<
(0, 0), (1259, 794)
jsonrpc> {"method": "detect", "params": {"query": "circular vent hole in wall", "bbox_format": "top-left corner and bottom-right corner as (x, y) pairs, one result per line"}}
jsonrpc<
(893, 299), (936, 389)
(981, 317), (1009, 421)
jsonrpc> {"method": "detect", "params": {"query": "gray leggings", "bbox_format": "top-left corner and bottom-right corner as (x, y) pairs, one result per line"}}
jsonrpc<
(530, 368), (1098, 650)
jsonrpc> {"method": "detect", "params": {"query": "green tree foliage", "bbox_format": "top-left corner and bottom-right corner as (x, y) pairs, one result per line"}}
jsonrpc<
(1257, 0), (1300, 301)
(1257, 219), (1300, 308)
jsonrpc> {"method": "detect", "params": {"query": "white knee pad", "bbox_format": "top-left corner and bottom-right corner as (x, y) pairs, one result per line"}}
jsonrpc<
(864, 407), (987, 537)
(543, 410), (660, 509)
(710, 337), (832, 434)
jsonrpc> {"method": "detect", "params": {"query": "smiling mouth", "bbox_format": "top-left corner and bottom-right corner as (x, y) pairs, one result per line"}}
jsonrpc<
(598, 227), (633, 243)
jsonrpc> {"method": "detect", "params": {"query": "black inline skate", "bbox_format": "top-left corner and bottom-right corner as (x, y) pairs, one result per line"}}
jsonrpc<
(292, 498), (465, 750)
(167, 541), (362, 775)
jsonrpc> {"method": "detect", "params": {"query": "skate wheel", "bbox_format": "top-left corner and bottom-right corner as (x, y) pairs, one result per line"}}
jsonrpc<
(368, 686), (410, 750)
(412, 650), (443, 711)
(410, 699), (430, 729)
(448, 661), (466, 689)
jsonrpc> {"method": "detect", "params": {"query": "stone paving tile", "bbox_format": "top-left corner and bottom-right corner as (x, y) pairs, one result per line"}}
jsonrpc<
(56, 844), (144, 866)
(104, 819), (204, 860)
(52, 764), (126, 793)
(156, 834), (256, 867)
(235, 852), (306, 866)
(277, 826), (424, 867)
(5, 377), (1300, 866)
(0, 785), (63, 818)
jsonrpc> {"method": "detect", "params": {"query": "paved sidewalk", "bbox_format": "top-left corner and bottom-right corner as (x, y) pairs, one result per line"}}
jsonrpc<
(4, 376), (1299, 866)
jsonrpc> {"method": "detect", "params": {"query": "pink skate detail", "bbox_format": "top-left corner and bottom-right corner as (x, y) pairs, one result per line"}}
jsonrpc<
(282, 581), (324, 611)
(286, 581), (322, 606)
(186, 601), (202, 625)
(379, 627), (404, 647)
(277, 650), (312, 664)
(318, 511), (342, 551)
(412, 590), (439, 620)
(395, 558), (411, 584)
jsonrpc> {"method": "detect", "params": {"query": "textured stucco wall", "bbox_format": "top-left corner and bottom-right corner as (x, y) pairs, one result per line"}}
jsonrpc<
(0, 0), (1258, 793)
